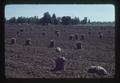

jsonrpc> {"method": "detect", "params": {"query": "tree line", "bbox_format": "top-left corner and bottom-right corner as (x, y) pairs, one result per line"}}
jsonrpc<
(6, 12), (91, 25)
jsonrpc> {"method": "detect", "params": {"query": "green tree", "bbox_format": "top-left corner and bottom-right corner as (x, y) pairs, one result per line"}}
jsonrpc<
(8, 17), (16, 23)
(42, 12), (51, 25)
(81, 17), (87, 24)
(61, 16), (72, 25)
(16, 16), (24, 23)
(88, 19), (91, 24)
(71, 17), (80, 25)
(51, 13), (57, 25)
(56, 17), (61, 24)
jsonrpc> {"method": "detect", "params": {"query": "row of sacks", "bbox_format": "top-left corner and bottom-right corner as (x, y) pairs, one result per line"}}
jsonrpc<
(10, 38), (82, 49)
(49, 40), (82, 49)
(10, 38), (32, 45)
(16, 28), (104, 39)
(35, 30), (103, 40)
(44, 30), (104, 40)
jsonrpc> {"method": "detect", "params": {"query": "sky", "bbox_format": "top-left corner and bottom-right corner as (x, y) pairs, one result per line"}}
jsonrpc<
(5, 4), (115, 22)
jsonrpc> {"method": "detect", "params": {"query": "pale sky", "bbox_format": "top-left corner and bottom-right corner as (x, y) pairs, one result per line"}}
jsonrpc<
(5, 4), (115, 22)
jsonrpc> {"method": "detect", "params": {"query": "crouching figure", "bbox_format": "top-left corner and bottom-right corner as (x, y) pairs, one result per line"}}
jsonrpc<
(52, 56), (66, 71)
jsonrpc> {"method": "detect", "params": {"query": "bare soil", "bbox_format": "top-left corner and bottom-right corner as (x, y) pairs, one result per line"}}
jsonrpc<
(5, 23), (115, 78)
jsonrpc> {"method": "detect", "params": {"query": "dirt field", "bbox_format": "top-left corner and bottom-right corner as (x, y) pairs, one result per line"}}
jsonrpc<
(5, 23), (115, 78)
